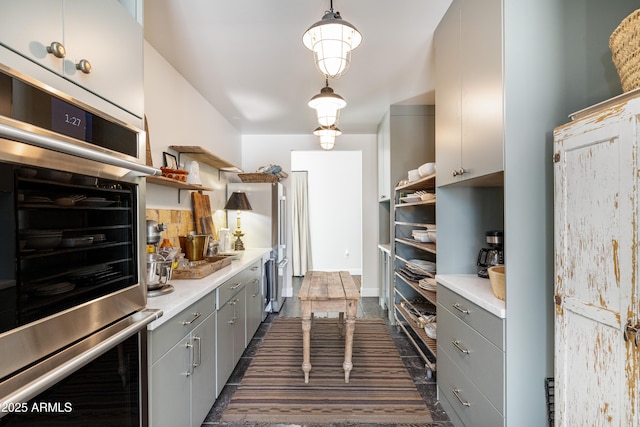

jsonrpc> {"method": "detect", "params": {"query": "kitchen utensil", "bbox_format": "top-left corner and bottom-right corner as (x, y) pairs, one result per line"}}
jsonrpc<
(488, 265), (505, 300)
(477, 230), (504, 278)
(146, 254), (173, 290)
(146, 220), (166, 246)
(408, 169), (420, 182)
(418, 162), (436, 177)
(178, 234), (210, 261)
(192, 192), (214, 234)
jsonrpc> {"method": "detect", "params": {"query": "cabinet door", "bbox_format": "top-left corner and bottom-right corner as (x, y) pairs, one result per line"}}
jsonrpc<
(245, 276), (262, 345)
(233, 288), (247, 365)
(0, 0), (64, 74)
(64, 0), (143, 117)
(554, 109), (638, 426)
(150, 337), (192, 427)
(459, 0), (503, 180)
(191, 312), (217, 427)
(216, 299), (236, 394)
(377, 112), (391, 200)
(434, 0), (462, 186)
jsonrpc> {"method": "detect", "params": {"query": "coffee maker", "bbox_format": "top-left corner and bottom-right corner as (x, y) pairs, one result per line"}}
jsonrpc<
(146, 220), (175, 297)
(477, 230), (504, 278)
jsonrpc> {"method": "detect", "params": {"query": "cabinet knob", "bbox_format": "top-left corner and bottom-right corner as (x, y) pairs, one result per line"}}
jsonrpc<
(452, 168), (468, 177)
(75, 59), (92, 74)
(46, 41), (66, 59)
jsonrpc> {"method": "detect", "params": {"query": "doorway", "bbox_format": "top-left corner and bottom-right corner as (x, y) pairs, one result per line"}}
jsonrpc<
(290, 150), (362, 275)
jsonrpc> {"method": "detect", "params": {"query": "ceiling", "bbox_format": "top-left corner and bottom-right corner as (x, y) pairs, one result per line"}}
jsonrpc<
(143, 0), (453, 135)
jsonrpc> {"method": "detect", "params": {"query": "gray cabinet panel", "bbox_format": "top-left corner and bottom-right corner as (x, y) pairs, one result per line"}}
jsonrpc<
(438, 348), (504, 427)
(190, 312), (217, 427)
(437, 284), (504, 350)
(149, 292), (215, 364)
(150, 336), (191, 427)
(437, 304), (504, 412)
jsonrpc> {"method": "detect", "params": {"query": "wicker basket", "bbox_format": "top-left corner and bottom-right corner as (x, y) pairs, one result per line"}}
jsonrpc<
(238, 173), (279, 183)
(487, 265), (505, 301)
(610, 9), (640, 92)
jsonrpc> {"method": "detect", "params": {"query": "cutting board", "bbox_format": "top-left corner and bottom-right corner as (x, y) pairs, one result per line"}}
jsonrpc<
(192, 192), (215, 235)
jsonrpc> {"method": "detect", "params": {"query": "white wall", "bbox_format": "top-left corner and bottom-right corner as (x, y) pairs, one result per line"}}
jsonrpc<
(241, 134), (379, 297)
(291, 151), (362, 274)
(143, 41), (241, 212)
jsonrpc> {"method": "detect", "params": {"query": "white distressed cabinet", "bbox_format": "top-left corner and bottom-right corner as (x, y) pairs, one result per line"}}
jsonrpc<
(553, 91), (640, 426)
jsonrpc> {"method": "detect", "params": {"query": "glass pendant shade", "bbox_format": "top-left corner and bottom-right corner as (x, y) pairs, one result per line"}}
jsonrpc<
(314, 125), (341, 151)
(302, 10), (362, 78)
(308, 84), (346, 127)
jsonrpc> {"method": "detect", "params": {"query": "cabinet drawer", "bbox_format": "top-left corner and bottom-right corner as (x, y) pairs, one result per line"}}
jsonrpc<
(438, 349), (504, 427)
(437, 305), (504, 413)
(149, 292), (215, 363)
(217, 270), (249, 309)
(437, 284), (504, 349)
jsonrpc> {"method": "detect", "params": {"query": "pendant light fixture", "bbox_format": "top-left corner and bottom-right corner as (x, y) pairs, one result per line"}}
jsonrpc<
(314, 125), (342, 150)
(308, 79), (346, 127)
(302, 0), (362, 79)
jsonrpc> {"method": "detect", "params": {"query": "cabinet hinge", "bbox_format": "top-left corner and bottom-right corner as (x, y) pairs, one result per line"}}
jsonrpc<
(553, 152), (561, 163)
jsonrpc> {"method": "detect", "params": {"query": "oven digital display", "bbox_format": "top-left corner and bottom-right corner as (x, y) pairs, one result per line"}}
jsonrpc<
(51, 97), (92, 142)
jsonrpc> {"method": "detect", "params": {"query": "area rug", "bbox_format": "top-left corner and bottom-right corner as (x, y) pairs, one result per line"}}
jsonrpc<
(221, 317), (432, 424)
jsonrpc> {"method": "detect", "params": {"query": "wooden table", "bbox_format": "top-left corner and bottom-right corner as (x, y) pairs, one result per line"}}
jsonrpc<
(298, 270), (361, 383)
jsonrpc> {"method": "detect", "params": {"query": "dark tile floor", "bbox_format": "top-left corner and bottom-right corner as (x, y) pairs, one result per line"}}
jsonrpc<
(202, 277), (453, 427)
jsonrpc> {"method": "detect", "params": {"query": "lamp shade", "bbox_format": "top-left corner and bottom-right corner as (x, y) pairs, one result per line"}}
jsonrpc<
(308, 84), (346, 127)
(302, 10), (362, 79)
(314, 125), (341, 150)
(224, 191), (252, 211)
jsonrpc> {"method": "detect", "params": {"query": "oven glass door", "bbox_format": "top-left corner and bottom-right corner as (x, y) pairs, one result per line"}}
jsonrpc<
(0, 332), (142, 426)
(0, 162), (138, 333)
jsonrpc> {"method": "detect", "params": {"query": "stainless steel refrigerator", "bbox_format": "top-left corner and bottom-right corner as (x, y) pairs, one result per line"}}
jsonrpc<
(227, 182), (288, 312)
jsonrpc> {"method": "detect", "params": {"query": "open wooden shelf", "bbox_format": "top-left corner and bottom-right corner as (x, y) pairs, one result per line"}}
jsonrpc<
(169, 145), (242, 172)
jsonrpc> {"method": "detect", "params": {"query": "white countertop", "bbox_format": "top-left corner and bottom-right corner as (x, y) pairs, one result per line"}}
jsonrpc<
(145, 248), (271, 330)
(435, 274), (506, 319)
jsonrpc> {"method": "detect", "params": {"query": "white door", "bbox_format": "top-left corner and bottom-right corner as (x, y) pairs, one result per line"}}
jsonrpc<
(554, 105), (638, 426)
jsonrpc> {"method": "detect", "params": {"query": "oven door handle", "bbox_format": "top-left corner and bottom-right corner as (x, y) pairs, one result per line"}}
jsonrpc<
(0, 309), (162, 411)
(0, 121), (160, 177)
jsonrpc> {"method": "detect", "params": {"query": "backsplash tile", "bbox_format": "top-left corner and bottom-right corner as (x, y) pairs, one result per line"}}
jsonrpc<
(146, 208), (195, 248)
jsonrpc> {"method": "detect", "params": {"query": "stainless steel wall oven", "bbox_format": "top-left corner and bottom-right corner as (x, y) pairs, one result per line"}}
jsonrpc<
(0, 65), (160, 425)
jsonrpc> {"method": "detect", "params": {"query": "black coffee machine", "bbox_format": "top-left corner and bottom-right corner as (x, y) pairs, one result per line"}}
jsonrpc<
(477, 230), (504, 278)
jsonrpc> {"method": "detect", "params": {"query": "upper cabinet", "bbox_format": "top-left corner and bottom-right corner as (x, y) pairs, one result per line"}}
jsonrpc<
(377, 105), (435, 201)
(0, 0), (144, 119)
(435, 0), (503, 186)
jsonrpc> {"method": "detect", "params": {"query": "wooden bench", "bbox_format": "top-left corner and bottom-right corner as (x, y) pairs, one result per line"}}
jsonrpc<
(298, 270), (361, 383)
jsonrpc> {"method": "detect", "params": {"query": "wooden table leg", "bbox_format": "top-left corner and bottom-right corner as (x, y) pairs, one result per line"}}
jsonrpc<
(343, 300), (357, 383)
(301, 303), (312, 383)
(338, 311), (345, 337)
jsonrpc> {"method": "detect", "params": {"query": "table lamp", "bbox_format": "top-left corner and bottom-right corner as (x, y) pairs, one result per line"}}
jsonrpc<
(224, 191), (253, 250)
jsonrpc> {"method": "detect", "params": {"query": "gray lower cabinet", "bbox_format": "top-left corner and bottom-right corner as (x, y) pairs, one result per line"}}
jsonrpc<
(148, 258), (265, 426)
(436, 284), (505, 427)
(148, 292), (217, 427)
(216, 262), (259, 394)
(245, 263), (263, 347)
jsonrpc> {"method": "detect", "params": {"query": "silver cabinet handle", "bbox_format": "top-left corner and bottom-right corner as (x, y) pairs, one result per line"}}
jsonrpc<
(46, 41), (66, 58)
(193, 336), (202, 368)
(185, 342), (194, 377)
(251, 266), (259, 271)
(182, 312), (201, 325)
(230, 282), (242, 290)
(452, 303), (471, 315)
(75, 58), (92, 74)
(452, 388), (471, 407)
(252, 292), (259, 298)
(452, 340), (470, 354)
